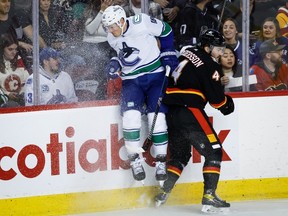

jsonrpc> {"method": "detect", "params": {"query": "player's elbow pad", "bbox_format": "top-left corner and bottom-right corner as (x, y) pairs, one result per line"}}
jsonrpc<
(219, 95), (234, 116)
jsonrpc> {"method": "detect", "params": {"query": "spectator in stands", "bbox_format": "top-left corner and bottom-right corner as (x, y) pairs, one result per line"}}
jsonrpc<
(83, 0), (112, 43)
(64, 54), (105, 101)
(71, 0), (116, 100)
(220, 45), (256, 92)
(222, 18), (256, 72)
(38, 0), (67, 50)
(220, 45), (238, 92)
(17, 0), (67, 51)
(65, 0), (88, 43)
(0, 33), (30, 106)
(218, 0), (256, 37)
(0, 0), (33, 71)
(276, 0), (288, 38)
(12, 0), (32, 12)
(121, 0), (163, 20)
(250, 39), (288, 91)
(25, 47), (78, 105)
(153, 0), (169, 8)
(175, 0), (218, 50)
(254, 17), (288, 64)
(159, 0), (187, 41)
(252, 0), (286, 31)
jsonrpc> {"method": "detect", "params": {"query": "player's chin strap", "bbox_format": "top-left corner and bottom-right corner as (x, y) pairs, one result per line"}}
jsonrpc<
(209, 45), (214, 54)
(119, 19), (128, 36)
(208, 45), (219, 63)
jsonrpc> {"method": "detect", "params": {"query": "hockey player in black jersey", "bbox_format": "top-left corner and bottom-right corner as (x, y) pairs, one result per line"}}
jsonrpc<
(154, 29), (234, 213)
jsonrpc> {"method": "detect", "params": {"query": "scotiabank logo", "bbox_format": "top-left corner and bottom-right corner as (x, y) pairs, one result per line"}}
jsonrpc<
(0, 121), (232, 181)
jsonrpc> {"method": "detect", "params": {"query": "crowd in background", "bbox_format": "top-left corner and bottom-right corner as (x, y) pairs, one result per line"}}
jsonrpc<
(0, 0), (288, 107)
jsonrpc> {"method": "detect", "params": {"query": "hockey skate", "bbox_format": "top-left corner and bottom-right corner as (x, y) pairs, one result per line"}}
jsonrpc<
(129, 153), (146, 182)
(155, 191), (170, 207)
(155, 155), (167, 186)
(201, 190), (230, 213)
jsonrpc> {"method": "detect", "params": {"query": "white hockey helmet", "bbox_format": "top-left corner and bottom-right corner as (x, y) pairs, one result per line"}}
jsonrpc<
(102, 5), (126, 28)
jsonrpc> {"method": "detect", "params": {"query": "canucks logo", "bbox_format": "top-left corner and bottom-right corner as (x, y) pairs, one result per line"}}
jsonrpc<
(119, 42), (141, 66)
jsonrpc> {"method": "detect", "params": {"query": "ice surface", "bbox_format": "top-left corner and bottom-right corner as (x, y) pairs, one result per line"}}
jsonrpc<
(71, 199), (288, 216)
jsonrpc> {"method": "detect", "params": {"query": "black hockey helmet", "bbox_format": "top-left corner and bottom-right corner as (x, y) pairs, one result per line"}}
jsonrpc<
(198, 29), (226, 48)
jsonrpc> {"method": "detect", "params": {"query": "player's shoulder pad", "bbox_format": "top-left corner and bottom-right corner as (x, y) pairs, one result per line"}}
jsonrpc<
(180, 47), (205, 68)
(179, 45), (194, 55)
(131, 13), (158, 25)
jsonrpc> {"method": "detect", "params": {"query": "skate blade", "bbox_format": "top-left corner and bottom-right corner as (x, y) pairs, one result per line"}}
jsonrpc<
(158, 180), (164, 187)
(128, 179), (145, 188)
(155, 200), (165, 208)
(201, 205), (230, 214)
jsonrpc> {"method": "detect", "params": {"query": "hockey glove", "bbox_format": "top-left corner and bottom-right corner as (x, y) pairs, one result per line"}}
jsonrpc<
(219, 95), (234, 116)
(105, 57), (122, 79)
(160, 50), (179, 73)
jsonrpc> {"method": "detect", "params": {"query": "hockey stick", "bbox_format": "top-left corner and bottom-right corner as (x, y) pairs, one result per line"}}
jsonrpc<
(142, 65), (171, 151)
(217, 0), (228, 30)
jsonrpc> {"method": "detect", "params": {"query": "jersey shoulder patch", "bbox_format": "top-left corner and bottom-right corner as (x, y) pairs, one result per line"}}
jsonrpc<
(132, 14), (143, 24)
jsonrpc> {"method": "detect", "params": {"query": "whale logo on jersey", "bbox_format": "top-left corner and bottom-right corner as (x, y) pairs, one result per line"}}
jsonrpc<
(119, 42), (141, 66)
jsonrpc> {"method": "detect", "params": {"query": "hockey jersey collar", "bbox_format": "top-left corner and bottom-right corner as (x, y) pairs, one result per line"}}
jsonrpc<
(39, 66), (60, 80)
(122, 20), (130, 36)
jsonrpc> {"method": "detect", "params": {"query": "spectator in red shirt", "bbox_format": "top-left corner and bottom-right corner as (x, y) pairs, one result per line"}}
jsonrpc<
(250, 39), (288, 91)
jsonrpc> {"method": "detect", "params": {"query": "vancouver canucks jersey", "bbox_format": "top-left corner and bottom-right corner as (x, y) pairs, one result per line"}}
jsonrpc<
(25, 67), (78, 106)
(107, 13), (171, 80)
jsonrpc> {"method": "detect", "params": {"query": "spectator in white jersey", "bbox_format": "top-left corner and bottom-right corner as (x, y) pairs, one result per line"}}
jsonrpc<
(102, 5), (178, 184)
(25, 47), (78, 106)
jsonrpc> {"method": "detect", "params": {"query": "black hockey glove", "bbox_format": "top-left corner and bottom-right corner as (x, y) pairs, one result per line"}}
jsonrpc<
(219, 95), (234, 116)
(105, 57), (122, 79)
(160, 50), (179, 73)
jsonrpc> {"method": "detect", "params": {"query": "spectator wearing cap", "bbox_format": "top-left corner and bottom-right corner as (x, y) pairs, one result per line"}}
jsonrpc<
(25, 47), (78, 106)
(250, 39), (288, 91)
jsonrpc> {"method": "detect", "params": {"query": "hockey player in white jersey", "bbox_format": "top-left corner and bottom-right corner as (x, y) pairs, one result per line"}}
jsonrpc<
(102, 5), (178, 183)
(25, 47), (78, 105)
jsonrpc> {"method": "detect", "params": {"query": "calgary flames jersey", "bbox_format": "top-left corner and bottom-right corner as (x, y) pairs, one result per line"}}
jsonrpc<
(163, 46), (227, 110)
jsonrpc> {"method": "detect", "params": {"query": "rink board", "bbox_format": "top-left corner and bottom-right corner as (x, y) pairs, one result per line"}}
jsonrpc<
(0, 93), (288, 215)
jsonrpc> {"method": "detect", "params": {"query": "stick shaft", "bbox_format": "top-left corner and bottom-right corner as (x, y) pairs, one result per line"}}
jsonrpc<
(142, 65), (171, 151)
(217, 0), (228, 30)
